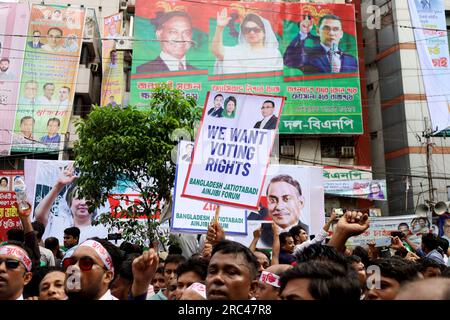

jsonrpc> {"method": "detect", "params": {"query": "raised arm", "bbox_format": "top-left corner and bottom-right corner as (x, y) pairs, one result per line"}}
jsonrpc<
(271, 222), (280, 265)
(211, 8), (230, 61)
(34, 164), (77, 227)
(131, 249), (159, 299)
(328, 211), (370, 253)
(293, 211), (337, 255)
(249, 227), (262, 252)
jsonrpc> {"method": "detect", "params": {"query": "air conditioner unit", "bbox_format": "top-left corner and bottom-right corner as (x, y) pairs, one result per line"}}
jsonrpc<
(89, 63), (99, 72)
(339, 146), (355, 158)
(280, 145), (295, 156)
(115, 36), (132, 51)
(120, 0), (128, 10)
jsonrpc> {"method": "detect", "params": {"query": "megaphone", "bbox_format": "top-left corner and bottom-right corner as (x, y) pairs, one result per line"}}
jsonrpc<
(434, 201), (449, 215)
(415, 203), (429, 217)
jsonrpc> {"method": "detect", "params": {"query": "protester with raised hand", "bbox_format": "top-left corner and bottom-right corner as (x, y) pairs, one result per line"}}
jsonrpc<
(328, 210), (370, 253)
(130, 248), (159, 300)
(291, 209), (337, 255)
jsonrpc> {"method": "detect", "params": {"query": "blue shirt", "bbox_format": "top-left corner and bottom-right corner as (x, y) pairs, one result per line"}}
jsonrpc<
(40, 134), (61, 144)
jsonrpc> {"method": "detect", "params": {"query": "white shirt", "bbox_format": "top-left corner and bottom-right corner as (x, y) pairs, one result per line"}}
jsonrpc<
(99, 289), (118, 300)
(160, 51), (187, 71)
(16, 294), (24, 300)
(41, 44), (64, 53)
(293, 229), (328, 255)
(36, 95), (58, 106)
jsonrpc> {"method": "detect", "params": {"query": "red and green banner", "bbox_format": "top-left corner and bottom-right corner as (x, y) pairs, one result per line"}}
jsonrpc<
(0, 170), (24, 242)
(11, 5), (85, 153)
(130, 0), (362, 134)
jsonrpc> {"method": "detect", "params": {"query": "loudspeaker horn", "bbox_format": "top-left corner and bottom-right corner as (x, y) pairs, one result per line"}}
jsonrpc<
(415, 203), (429, 216)
(434, 201), (449, 215)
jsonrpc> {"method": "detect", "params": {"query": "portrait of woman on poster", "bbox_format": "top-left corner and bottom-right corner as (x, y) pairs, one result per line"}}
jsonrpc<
(34, 163), (106, 242)
(212, 9), (283, 75)
(367, 181), (385, 200)
(411, 217), (431, 235)
(0, 177), (8, 191)
(221, 96), (237, 118)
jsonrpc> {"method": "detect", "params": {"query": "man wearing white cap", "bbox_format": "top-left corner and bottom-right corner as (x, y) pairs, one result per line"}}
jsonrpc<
(63, 237), (122, 300)
(0, 241), (34, 300)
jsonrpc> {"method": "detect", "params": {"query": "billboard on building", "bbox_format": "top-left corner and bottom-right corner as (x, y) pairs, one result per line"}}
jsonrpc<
(101, 12), (125, 107)
(408, 0), (450, 133)
(130, 0), (362, 134)
(11, 5), (85, 153)
(0, 3), (29, 156)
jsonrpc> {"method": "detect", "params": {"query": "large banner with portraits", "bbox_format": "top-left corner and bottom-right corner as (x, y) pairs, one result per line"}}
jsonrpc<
(101, 12), (125, 107)
(130, 0), (362, 134)
(172, 141), (247, 235)
(324, 179), (387, 201)
(182, 91), (284, 209)
(0, 170), (24, 241)
(0, 3), (29, 156)
(11, 5), (85, 153)
(344, 214), (425, 247)
(233, 165), (324, 249)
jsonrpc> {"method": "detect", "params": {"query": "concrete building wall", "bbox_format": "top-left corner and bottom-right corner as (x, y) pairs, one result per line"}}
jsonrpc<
(363, 0), (450, 215)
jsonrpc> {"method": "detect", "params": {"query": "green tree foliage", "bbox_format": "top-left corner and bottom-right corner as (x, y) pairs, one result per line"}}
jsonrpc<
(74, 85), (201, 246)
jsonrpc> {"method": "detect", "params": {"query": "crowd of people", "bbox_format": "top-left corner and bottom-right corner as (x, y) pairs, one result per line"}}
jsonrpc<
(1, 202), (449, 301)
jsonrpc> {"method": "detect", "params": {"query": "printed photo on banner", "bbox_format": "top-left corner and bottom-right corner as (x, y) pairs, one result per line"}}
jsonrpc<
(0, 170), (25, 241)
(24, 160), (108, 244)
(0, 3), (29, 156)
(344, 214), (427, 248)
(11, 4), (85, 153)
(324, 179), (387, 201)
(101, 12), (125, 106)
(130, 1), (362, 135)
(236, 164), (324, 248)
(283, 5), (358, 76)
(210, 5), (283, 75)
(181, 91), (284, 209)
(171, 141), (247, 235)
(134, 5), (209, 75)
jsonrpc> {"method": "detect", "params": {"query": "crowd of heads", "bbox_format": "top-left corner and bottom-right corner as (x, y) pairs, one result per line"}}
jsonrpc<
(1, 210), (449, 301)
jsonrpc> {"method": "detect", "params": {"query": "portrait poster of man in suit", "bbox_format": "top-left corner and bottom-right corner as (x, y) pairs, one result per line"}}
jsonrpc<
(283, 8), (358, 75)
(243, 165), (324, 248)
(136, 10), (202, 73)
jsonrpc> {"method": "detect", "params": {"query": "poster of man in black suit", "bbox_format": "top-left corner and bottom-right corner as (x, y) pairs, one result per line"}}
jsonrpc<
(253, 100), (278, 130)
(248, 174), (309, 247)
(136, 11), (197, 73)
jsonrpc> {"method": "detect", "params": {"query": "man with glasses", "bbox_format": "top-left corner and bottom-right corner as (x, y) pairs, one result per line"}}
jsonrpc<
(148, 254), (186, 300)
(254, 100), (278, 130)
(63, 237), (122, 300)
(284, 14), (357, 74)
(0, 241), (34, 300)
